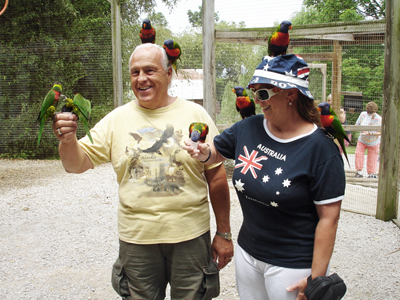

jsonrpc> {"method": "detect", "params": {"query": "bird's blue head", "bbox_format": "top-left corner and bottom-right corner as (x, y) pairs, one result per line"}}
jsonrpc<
(233, 86), (245, 96)
(190, 130), (201, 142)
(280, 20), (292, 33)
(142, 18), (151, 29)
(164, 39), (174, 49)
(318, 102), (332, 115)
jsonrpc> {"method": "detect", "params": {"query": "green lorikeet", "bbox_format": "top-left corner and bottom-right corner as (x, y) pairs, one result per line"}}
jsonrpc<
(189, 122), (209, 150)
(63, 93), (93, 144)
(318, 102), (350, 167)
(163, 39), (181, 74)
(140, 18), (156, 44)
(268, 20), (292, 57)
(37, 83), (63, 145)
(232, 86), (255, 119)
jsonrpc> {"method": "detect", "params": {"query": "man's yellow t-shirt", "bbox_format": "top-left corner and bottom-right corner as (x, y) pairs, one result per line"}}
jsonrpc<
(79, 98), (220, 244)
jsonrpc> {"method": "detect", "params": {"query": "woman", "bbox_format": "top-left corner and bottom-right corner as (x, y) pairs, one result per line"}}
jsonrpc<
(354, 101), (382, 178)
(184, 54), (345, 300)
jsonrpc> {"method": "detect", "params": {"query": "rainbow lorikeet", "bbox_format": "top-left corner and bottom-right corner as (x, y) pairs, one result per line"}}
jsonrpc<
(62, 93), (93, 144)
(268, 20), (292, 57)
(37, 83), (63, 145)
(318, 102), (350, 167)
(189, 122), (209, 149)
(140, 18), (156, 44)
(163, 39), (181, 74)
(232, 86), (255, 119)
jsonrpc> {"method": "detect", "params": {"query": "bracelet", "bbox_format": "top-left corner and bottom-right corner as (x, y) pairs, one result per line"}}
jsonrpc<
(216, 231), (232, 241)
(200, 149), (212, 163)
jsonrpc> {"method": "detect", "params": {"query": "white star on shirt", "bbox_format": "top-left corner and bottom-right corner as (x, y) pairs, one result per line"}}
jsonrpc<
(262, 175), (270, 183)
(282, 179), (291, 188)
(235, 179), (245, 192)
(276, 191), (280, 195)
(275, 167), (283, 175)
(285, 70), (295, 77)
(270, 201), (279, 207)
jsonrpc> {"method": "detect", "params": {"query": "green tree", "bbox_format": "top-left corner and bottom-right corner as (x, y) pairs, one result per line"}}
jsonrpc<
(187, 5), (220, 27)
(302, 0), (385, 22)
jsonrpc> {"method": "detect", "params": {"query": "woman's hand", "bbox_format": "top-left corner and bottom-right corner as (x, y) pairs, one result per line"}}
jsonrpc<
(182, 139), (211, 162)
(286, 276), (308, 300)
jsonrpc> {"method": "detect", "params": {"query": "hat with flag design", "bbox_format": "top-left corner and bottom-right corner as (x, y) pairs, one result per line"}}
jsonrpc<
(247, 54), (314, 100)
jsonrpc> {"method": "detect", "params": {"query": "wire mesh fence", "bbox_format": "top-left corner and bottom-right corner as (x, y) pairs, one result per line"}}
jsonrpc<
(0, 0), (397, 220)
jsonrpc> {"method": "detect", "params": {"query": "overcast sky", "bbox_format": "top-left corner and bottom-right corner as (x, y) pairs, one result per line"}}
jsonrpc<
(153, 0), (304, 33)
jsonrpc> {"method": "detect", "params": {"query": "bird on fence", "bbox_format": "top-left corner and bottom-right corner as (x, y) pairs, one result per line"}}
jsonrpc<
(62, 93), (93, 144)
(189, 122), (209, 149)
(268, 20), (292, 57)
(232, 86), (255, 119)
(37, 83), (63, 145)
(163, 39), (181, 74)
(318, 102), (351, 167)
(140, 18), (156, 44)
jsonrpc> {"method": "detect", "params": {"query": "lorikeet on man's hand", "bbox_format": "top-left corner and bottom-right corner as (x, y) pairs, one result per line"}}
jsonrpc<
(318, 102), (351, 167)
(268, 20), (292, 57)
(37, 83), (63, 145)
(232, 86), (255, 119)
(63, 93), (93, 144)
(140, 18), (156, 44)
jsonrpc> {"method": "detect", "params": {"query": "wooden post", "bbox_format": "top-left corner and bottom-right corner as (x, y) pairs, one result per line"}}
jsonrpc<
(376, 0), (400, 221)
(110, 0), (123, 107)
(331, 41), (342, 114)
(202, 0), (216, 121)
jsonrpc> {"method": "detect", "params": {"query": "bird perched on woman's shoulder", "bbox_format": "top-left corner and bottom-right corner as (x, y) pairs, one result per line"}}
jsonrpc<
(163, 39), (181, 74)
(268, 20), (292, 57)
(318, 102), (350, 167)
(232, 86), (255, 119)
(140, 18), (156, 44)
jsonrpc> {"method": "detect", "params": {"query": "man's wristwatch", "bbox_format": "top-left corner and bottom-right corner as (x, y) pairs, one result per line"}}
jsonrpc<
(216, 231), (232, 241)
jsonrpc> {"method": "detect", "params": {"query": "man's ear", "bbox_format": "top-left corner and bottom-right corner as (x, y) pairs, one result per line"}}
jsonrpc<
(167, 66), (173, 83)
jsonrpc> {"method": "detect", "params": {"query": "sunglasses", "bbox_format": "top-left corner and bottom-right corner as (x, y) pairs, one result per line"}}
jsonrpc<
(251, 87), (282, 101)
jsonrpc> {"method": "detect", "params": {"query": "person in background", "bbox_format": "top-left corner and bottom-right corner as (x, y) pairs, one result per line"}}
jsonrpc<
(184, 54), (345, 300)
(327, 94), (351, 154)
(52, 43), (233, 300)
(354, 101), (382, 178)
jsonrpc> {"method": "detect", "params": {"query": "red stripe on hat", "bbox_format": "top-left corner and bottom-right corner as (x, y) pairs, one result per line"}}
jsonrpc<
(297, 67), (309, 76)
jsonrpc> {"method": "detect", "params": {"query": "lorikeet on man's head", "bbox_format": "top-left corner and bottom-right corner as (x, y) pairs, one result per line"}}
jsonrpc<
(163, 39), (181, 74)
(232, 86), (255, 119)
(140, 18), (156, 44)
(268, 20), (292, 57)
(318, 102), (350, 167)
(37, 83), (63, 145)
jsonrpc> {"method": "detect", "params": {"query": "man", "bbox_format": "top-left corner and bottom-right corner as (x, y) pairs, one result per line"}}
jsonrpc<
(52, 43), (233, 299)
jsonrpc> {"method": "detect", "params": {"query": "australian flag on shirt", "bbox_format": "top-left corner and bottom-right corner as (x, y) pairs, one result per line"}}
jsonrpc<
(214, 115), (345, 269)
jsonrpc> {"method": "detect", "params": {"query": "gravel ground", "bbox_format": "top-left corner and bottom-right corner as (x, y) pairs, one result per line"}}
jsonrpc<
(1, 159), (399, 299)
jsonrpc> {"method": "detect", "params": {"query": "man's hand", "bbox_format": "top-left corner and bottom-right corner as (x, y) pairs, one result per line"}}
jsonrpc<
(212, 235), (234, 270)
(52, 112), (78, 143)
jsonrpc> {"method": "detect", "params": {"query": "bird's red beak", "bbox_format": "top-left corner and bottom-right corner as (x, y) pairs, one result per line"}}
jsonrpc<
(289, 25), (292, 30)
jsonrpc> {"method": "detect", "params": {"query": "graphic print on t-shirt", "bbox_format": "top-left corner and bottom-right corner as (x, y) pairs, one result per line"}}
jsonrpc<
(233, 145), (292, 208)
(124, 124), (185, 196)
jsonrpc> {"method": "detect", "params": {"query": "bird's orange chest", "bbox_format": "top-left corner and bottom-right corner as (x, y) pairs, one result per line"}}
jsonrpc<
(320, 114), (334, 127)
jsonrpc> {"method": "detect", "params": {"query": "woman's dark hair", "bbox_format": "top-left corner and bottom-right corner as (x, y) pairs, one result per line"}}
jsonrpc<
(297, 92), (321, 127)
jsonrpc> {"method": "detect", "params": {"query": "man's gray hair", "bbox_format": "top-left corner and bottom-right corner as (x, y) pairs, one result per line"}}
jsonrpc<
(129, 43), (169, 71)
